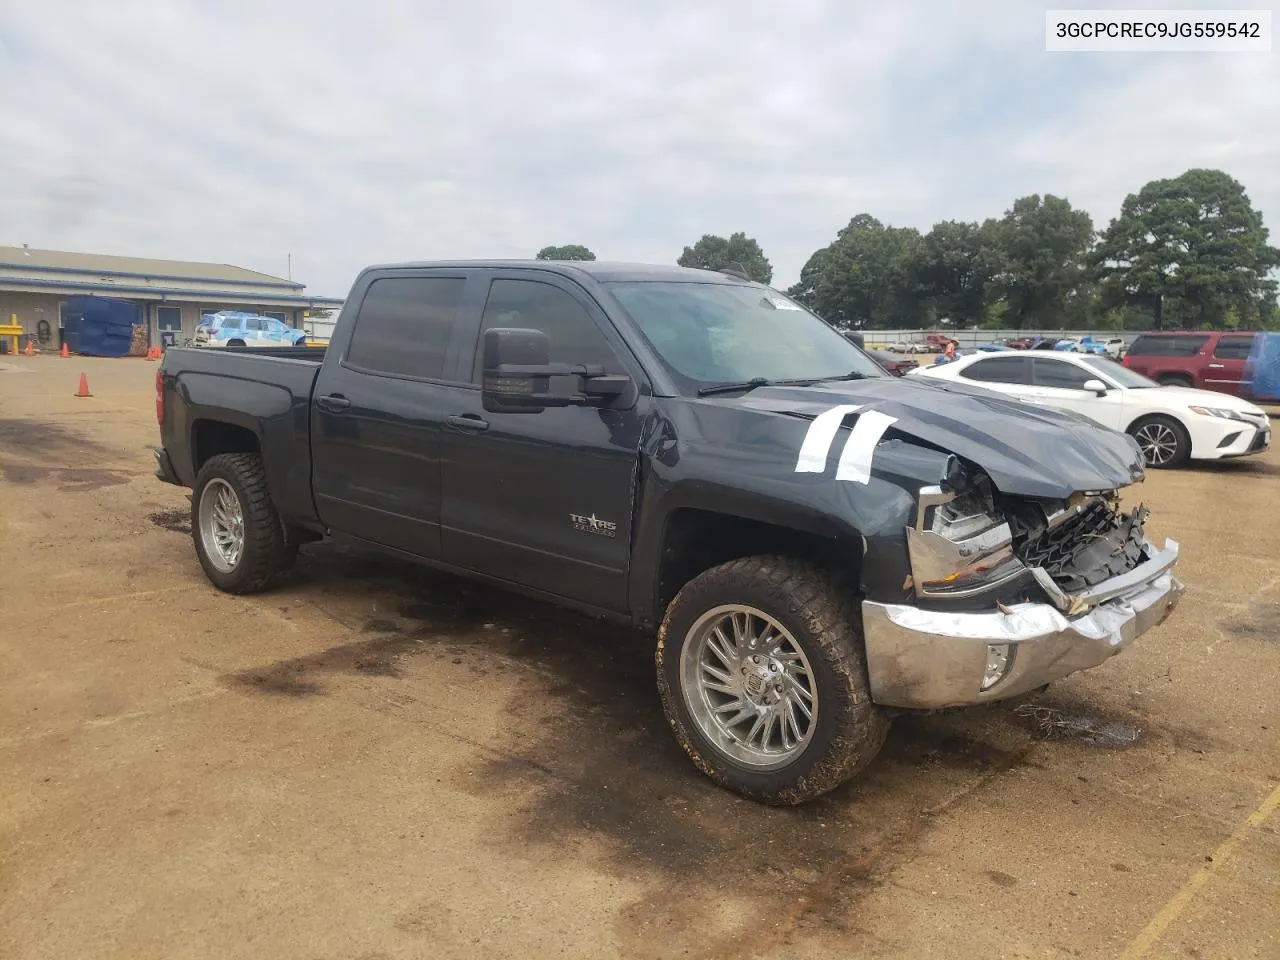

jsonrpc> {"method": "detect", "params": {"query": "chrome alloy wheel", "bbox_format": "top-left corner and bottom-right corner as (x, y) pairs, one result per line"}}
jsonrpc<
(198, 477), (245, 573)
(679, 604), (817, 770)
(1133, 422), (1180, 466)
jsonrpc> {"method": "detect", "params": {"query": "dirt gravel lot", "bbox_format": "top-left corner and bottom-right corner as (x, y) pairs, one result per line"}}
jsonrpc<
(2, 355), (1278, 960)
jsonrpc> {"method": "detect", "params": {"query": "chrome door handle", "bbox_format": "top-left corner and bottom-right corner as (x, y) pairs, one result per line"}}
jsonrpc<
(447, 414), (489, 432)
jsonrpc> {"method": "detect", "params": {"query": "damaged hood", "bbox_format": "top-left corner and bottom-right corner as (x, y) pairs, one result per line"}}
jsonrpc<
(723, 375), (1145, 499)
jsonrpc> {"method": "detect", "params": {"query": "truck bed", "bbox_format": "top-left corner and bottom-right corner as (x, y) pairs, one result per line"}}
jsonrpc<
(197, 343), (328, 362)
(158, 346), (326, 525)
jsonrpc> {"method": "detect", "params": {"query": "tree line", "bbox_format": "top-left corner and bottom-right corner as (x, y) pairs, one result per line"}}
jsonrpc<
(537, 168), (1280, 331)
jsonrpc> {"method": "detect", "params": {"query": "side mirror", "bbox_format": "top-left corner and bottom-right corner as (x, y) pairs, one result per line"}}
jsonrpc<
(1082, 378), (1108, 396)
(480, 327), (632, 414)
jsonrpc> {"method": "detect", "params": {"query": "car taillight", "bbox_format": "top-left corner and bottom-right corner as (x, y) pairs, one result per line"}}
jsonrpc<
(155, 369), (164, 424)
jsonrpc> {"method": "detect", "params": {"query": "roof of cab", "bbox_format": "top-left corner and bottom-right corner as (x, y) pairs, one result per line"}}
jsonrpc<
(360, 260), (762, 284)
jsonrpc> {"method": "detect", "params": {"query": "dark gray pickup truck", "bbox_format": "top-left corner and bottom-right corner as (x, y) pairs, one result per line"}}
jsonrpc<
(154, 260), (1184, 804)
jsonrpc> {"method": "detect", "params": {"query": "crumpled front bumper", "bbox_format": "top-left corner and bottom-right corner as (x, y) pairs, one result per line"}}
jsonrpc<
(862, 539), (1184, 709)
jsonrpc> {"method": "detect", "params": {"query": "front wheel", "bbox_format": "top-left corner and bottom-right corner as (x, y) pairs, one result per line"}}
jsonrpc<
(1128, 415), (1191, 469)
(656, 556), (890, 805)
(191, 453), (296, 592)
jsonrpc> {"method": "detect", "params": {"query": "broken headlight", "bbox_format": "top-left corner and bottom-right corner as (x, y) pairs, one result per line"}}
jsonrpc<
(906, 467), (1023, 599)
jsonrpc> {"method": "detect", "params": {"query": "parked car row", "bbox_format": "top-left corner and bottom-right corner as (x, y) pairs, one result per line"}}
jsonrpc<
(885, 335), (1129, 357)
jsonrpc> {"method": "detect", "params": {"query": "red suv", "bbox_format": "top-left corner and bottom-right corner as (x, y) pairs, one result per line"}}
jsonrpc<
(1122, 331), (1256, 397)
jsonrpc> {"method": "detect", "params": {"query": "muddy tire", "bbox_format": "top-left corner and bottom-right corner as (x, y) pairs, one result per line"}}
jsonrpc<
(655, 555), (890, 805)
(1128, 414), (1191, 469)
(191, 453), (295, 593)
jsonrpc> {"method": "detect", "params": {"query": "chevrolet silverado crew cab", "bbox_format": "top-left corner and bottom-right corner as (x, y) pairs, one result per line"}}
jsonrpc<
(154, 260), (1184, 805)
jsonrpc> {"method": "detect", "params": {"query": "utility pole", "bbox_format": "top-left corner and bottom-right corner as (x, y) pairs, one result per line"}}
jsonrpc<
(287, 253), (292, 281)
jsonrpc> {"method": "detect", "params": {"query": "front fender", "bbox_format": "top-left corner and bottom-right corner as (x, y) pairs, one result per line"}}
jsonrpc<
(625, 408), (956, 626)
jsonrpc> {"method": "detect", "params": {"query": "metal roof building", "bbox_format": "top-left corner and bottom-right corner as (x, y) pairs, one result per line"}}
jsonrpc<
(0, 244), (343, 352)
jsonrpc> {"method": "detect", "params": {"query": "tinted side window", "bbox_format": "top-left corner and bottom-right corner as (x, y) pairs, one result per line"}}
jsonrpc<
(1126, 335), (1209, 357)
(1214, 335), (1254, 360)
(245, 317), (262, 331)
(347, 276), (467, 379)
(960, 356), (1031, 384)
(471, 278), (620, 382)
(1033, 358), (1094, 390)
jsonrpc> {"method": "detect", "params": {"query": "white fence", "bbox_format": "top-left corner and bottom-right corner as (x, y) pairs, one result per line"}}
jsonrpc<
(859, 329), (1131, 349)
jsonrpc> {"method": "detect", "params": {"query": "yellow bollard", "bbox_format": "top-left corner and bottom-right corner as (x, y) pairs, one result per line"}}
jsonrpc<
(0, 313), (24, 356)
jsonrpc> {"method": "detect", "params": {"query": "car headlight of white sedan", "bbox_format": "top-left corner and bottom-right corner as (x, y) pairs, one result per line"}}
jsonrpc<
(1188, 405), (1264, 423)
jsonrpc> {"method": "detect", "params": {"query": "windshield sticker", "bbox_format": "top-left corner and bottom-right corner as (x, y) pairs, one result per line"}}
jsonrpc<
(762, 296), (803, 311)
(794, 404), (861, 473)
(835, 410), (898, 485)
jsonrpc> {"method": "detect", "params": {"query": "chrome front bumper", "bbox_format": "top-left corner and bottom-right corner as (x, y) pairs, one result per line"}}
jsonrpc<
(862, 539), (1184, 710)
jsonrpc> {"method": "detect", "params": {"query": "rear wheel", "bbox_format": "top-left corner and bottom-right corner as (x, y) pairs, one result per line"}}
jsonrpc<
(1156, 373), (1192, 388)
(191, 453), (296, 593)
(656, 556), (890, 805)
(1128, 415), (1191, 469)
(226, 339), (246, 347)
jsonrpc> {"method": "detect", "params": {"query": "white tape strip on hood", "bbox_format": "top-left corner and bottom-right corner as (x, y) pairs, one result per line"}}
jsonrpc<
(794, 404), (861, 473)
(835, 409), (898, 484)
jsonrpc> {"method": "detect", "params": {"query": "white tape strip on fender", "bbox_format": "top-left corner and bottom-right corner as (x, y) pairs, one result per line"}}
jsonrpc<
(794, 404), (861, 473)
(835, 409), (898, 484)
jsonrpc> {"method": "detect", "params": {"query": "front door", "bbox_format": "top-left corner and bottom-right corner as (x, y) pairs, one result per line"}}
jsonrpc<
(1029, 357), (1127, 430)
(1205, 334), (1253, 396)
(438, 271), (646, 613)
(310, 270), (479, 558)
(157, 307), (182, 348)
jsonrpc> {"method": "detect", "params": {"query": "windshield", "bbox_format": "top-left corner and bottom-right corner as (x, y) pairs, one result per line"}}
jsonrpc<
(1080, 354), (1158, 388)
(604, 281), (886, 392)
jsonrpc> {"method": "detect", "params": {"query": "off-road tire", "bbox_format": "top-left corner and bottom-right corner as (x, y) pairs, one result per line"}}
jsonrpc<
(655, 555), (890, 805)
(1127, 414), (1191, 469)
(191, 453), (296, 593)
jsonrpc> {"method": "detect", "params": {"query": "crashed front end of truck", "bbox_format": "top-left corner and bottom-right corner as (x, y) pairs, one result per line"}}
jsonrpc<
(862, 458), (1183, 710)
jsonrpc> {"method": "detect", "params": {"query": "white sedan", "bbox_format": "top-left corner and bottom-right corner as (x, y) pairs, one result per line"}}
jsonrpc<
(914, 350), (1271, 468)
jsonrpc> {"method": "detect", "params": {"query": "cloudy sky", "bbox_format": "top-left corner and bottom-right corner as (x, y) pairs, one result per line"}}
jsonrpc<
(1, 1), (1276, 296)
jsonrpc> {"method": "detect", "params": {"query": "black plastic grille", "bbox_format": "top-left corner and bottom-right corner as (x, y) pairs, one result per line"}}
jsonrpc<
(1015, 501), (1148, 592)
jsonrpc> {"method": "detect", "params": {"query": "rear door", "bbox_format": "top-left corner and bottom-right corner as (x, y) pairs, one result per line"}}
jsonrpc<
(954, 355), (1033, 398)
(1205, 334), (1254, 396)
(310, 269), (483, 558)
(1123, 334), (1209, 384)
(436, 269), (648, 613)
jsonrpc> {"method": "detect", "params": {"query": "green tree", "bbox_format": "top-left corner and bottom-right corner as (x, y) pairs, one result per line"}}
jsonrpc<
(676, 232), (773, 284)
(535, 244), (596, 261)
(787, 214), (924, 329)
(914, 220), (998, 328)
(1094, 169), (1280, 329)
(986, 194), (1095, 330)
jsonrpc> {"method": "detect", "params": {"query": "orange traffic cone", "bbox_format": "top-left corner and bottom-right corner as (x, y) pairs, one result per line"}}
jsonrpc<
(74, 372), (92, 398)
(60, 342), (70, 358)
(24, 340), (33, 356)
